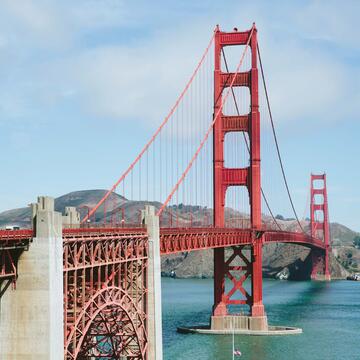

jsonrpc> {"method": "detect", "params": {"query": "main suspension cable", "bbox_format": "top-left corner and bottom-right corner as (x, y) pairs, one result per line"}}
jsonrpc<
(157, 26), (256, 216)
(221, 48), (281, 231)
(81, 30), (216, 224)
(257, 43), (305, 233)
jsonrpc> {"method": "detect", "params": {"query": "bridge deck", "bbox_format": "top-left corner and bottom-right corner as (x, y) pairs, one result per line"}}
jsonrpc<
(0, 226), (325, 253)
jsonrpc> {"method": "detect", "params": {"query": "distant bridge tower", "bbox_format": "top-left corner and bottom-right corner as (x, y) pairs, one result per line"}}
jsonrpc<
(212, 24), (267, 331)
(310, 173), (331, 281)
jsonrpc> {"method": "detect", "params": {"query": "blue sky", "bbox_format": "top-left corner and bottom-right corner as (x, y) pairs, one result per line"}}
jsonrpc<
(0, 0), (359, 231)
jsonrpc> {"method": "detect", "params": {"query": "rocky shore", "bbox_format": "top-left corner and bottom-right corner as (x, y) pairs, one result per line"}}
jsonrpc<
(161, 243), (349, 280)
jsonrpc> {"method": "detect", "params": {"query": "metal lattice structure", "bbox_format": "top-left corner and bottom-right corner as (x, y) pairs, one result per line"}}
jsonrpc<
(0, 230), (32, 298)
(63, 228), (148, 359)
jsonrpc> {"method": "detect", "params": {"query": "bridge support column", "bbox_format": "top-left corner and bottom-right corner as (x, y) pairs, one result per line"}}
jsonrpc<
(311, 249), (331, 281)
(310, 250), (321, 280)
(249, 238), (267, 330)
(211, 238), (267, 332)
(325, 247), (331, 281)
(0, 196), (64, 359)
(213, 248), (226, 316)
(145, 205), (163, 360)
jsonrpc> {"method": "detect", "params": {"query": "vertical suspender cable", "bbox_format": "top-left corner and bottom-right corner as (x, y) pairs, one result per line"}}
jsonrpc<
(221, 48), (281, 231)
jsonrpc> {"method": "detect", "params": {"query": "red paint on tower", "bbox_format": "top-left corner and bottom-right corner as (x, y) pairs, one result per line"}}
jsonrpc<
(213, 24), (264, 317)
(310, 173), (331, 280)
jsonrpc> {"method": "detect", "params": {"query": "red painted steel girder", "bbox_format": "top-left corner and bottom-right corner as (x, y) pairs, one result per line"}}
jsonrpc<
(160, 227), (253, 254)
(159, 227), (325, 254)
(0, 230), (32, 290)
(63, 230), (148, 271)
(263, 230), (326, 250)
(63, 226), (146, 237)
(0, 250), (17, 280)
(0, 229), (33, 245)
(0, 226), (325, 255)
(60, 226), (327, 255)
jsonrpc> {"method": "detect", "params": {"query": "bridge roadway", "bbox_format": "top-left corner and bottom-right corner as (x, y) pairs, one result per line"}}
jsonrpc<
(1, 226), (325, 295)
(0, 225), (325, 297)
(0, 225), (325, 264)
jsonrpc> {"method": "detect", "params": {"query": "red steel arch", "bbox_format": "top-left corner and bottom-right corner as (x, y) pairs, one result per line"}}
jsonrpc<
(65, 286), (147, 359)
(63, 229), (148, 360)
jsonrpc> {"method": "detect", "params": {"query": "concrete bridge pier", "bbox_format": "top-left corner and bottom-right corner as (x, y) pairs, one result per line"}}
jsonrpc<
(0, 196), (64, 359)
(144, 205), (163, 360)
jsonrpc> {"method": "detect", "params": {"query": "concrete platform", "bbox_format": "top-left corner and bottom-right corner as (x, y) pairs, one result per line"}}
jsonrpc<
(177, 325), (302, 336)
(211, 315), (268, 332)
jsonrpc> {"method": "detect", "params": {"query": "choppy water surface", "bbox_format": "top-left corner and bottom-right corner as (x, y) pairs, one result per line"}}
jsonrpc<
(162, 278), (360, 360)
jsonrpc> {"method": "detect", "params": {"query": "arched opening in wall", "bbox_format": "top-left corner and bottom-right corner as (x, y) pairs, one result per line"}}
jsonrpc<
(224, 132), (250, 168)
(222, 86), (250, 117)
(313, 179), (324, 190)
(314, 194), (324, 205)
(221, 45), (252, 73)
(225, 186), (250, 228)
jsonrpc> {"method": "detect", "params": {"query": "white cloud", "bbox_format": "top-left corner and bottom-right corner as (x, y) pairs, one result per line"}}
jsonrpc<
(0, 0), (359, 130)
(55, 3), (360, 129)
(38, 21), (213, 129)
(261, 40), (353, 124)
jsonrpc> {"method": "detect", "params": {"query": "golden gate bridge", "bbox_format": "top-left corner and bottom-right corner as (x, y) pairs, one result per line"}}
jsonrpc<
(0, 24), (330, 359)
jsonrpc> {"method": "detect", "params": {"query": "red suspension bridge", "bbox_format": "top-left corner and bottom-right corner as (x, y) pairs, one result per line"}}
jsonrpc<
(0, 24), (331, 359)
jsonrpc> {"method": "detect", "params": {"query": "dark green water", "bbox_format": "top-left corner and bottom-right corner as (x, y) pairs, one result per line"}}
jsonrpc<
(162, 278), (360, 360)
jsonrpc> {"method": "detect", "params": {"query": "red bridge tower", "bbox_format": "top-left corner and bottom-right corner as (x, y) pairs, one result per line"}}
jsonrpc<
(310, 173), (331, 281)
(212, 24), (267, 330)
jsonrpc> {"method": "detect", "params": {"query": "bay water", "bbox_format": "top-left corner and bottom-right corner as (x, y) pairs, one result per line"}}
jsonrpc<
(162, 278), (360, 360)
